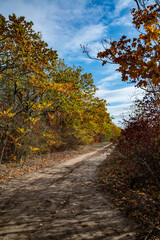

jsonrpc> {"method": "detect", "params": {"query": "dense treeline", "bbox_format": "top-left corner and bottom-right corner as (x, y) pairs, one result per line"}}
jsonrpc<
(0, 14), (120, 164)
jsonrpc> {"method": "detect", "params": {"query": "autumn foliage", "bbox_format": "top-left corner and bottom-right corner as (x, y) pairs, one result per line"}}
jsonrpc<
(95, 3), (160, 182)
(0, 14), (120, 164)
(95, 2), (160, 238)
(97, 4), (160, 96)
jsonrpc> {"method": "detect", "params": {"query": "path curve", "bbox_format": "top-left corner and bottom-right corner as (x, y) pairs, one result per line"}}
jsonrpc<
(0, 144), (138, 240)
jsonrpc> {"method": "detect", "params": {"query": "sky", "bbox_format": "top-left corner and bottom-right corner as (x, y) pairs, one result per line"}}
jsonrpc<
(1, 0), (145, 127)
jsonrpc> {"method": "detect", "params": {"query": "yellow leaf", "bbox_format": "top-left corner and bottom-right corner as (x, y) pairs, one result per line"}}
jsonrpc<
(5, 107), (13, 114)
(30, 146), (39, 151)
(17, 128), (25, 133)
(17, 143), (22, 147)
(8, 112), (16, 118)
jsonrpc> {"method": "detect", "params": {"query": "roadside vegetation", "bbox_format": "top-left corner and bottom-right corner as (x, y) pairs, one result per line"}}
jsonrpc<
(96, 1), (160, 239)
(0, 14), (120, 166)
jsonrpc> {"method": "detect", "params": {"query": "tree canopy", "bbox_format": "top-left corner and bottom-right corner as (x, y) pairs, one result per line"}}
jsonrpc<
(97, 4), (160, 102)
(0, 14), (119, 163)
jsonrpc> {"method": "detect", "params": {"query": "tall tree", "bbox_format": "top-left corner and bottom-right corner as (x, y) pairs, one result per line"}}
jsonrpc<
(96, 4), (160, 104)
(0, 14), (59, 162)
(0, 14), (115, 163)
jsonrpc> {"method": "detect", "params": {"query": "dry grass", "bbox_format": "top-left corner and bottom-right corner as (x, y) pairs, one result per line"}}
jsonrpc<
(98, 148), (160, 240)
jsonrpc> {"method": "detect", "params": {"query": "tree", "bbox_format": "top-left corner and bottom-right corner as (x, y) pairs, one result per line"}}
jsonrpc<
(0, 14), (115, 163)
(82, 2), (160, 186)
(82, 3), (160, 104)
(0, 14), (55, 161)
(97, 4), (160, 102)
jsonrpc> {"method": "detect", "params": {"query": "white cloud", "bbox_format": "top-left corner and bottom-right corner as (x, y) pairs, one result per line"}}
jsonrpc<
(87, 41), (106, 58)
(96, 86), (144, 104)
(113, 0), (133, 16)
(112, 116), (125, 127)
(108, 103), (131, 127)
(96, 72), (122, 89)
(96, 86), (133, 103)
(64, 24), (107, 54)
(110, 14), (132, 26)
(96, 85), (145, 127)
(1, 0), (106, 54)
(97, 64), (119, 75)
(107, 103), (131, 116)
(99, 72), (121, 83)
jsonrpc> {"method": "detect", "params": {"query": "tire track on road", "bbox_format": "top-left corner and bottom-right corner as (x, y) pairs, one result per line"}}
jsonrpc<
(0, 143), (139, 240)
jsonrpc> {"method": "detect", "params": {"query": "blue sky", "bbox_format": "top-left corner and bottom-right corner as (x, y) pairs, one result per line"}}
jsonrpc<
(1, 0), (144, 126)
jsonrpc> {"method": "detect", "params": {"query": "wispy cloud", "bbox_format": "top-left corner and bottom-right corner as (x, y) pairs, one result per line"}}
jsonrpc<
(1, 0), (106, 52)
(96, 86), (133, 103)
(110, 14), (132, 26)
(97, 63), (120, 76)
(64, 24), (107, 54)
(96, 86), (144, 104)
(113, 0), (134, 16)
(96, 85), (145, 127)
(108, 103), (131, 116)
(107, 103), (131, 126)
(99, 72), (121, 83)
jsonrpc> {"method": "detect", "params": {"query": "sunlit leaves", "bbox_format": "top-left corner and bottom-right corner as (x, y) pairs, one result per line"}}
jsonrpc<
(30, 146), (39, 151)
(97, 4), (160, 101)
(0, 14), (116, 163)
(96, 3), (160, 238)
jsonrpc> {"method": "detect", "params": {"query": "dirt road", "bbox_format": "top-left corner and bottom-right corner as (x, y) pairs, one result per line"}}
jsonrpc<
(0, 143), (138, 239)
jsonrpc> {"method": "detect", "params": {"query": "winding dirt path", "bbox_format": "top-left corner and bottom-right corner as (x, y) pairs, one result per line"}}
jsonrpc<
(0, 144), (138, 239)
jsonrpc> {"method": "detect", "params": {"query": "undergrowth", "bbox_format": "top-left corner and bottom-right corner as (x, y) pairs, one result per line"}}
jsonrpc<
(98, 147), (160, 240)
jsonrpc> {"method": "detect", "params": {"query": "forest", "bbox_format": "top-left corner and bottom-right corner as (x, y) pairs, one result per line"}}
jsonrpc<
(0, 13), (120, 164)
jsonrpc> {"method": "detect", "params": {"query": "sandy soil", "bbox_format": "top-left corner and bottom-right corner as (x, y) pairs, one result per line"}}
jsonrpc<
(0, 143), (139, 239)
